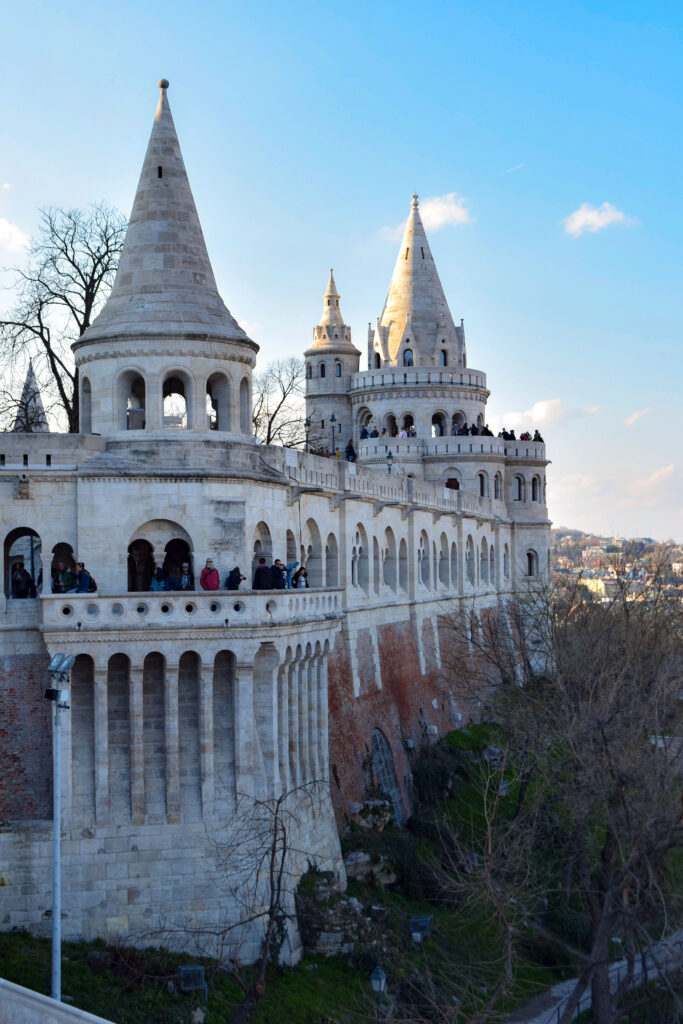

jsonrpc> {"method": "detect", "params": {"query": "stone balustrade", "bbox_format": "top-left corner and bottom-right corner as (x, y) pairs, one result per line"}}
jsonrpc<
(357, 437), (546, 461)
(350, 367), (488, 391)
(41, 588), (343, 633)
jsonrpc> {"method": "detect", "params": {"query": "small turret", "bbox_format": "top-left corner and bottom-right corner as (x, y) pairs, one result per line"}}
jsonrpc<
(304, 271), (360, 452)
(12, 360), (48, 433)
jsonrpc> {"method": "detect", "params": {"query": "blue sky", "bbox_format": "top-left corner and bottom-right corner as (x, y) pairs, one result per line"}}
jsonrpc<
(1, 0), (681, 540)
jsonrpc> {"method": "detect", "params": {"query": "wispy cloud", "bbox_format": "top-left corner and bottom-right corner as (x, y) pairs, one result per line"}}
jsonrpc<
(584, 405), (601, 414)
(1, 183), (11, 191)
(497, 398), (599, 434)
(498, 163), (525, 176)
(563, 201), (634, 237)
(624, 407), (650, 427)
(383, 192), (472, 240)
(617, 464), (675, 508)
(0, 217), (29, 254)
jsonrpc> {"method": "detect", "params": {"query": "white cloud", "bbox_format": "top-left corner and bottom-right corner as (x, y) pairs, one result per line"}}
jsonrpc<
(0, 217), (29, 254)
(550, 473), (603, 506)
(238, 318), (263, 338)
(563, 202), (632, 237)
(502, 398), (568, 429)
(618, 464), (675, 508)
(624, 407), (650, 427)
(1, 183), (11, 190)
(583, 405), (600, 414)
(383, 192), (472, 240)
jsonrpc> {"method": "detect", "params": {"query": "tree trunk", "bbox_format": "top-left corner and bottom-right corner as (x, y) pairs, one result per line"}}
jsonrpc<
(591, 953), (616, 1024)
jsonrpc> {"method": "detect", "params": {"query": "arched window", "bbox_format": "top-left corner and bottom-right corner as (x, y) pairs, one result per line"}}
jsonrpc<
(383, 528), (397, 590)
(466, 536), (475, 584)
(163, 372), (191, 430)
(253, 521), (273, 577)
(490, 544), (495, 583)
(446, 478), (460, 490)
(353, 526), (369, 592)
(384, 413), (397, 436)
(303, 518), (323, 587)
(319, 363), (326, 379)
(398, 538), (408, 591)
(206, 373), (231, 432)
(80, 377), (92, 433)
(431, 412), (446, 437)
(117, 370), (146, 431)
(494, 473), (502, 500)
(128, 538), (155, 592)
(450, 542), (458, 587)
(371, 729), (405, 824)
(4, 527), (41, 599)
(240, 378), (251, 435)
(438, 534), (449, 586)
(403, 348), (413, 367)
(401, 413), (414, 432)
(418, 531), (430, 587)
(306, 364), (312, 379)
(374, 352), (381, 368)
(373, 537), (381, 595)
(478, 473), (487, 498)
(532, 476), (540, 501)
(439, 350), (447, 366)
(335, 362), (342, 378)
(526, 550), (538, 577)
(503, 544), (510, 580)
(325, 533), (339, 587)
(513, 476), (524, 501)
(286, 530), (297, 564)
(480, 538), (489, 583)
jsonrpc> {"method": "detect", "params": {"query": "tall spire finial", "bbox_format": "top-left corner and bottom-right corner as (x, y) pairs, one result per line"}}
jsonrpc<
(159, 78), (169, 90)
(411, 192), (419, 207)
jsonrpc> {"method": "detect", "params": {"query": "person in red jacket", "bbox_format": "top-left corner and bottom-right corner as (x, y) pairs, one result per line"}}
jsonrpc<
(200, 558), (220, 590)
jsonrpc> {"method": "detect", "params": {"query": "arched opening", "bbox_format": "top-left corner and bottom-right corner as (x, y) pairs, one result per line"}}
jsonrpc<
(163, 538), (192, 582)
(490, 544), (495, 583)
(374, 352), (381, 368)
(306, 364), (312, 379)
(213, 650), (236, 802)
(438, 533), (449, 586)
(206, 373), (231, 432)
(303, 518), (323, 587)
(383, 528), (397, 590)
(444, 467), (461, 491)
(400, 413), (414, 432)
(418, 531), (430, 587)
(335, 362), (342, 378)
(403, 348), (413, 367)
(118, 370), (146, 431)
(478, 472), (487, 498)
(477, 413), (484, 427)
(128, 538), (155, 592)
(494, 473), (502, 500)
(353, 526), (369, 592)
(399, 538), (408, 591)
(439, 349), (447, 366)
(178, 651), (202, 820)
(452, 412), (466, 433)
(325, 533), (338, 587)
(431, 412), (447, 437)
(532, 476), (540, 502)
(286, 529), (297, 565)
(513, 476), (524, 501)
(371, 729), (405, 824)
(163, 373), (190, 429)
(4, 527), (41, 598)
(373, 537), (381, 594)
(50, 542), (76, 593)
(526, 550), (538, 577)
(70, 653), (95, 822)
(384, 413), (397, 436)
(80, 377), (92, 433)
(466, 535), (475, 584)
(480, 538), (489, 583)
(450, 541), (458, 586)
(240, 377), (251, 435)
(319, 363), (326, 379)
(504, 544), (510, 580)
(253, 521), (273, 577)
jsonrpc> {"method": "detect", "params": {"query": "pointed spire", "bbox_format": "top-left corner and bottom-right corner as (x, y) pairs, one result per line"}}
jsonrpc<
(81, 80), (253, 346)
(13, 360), (48, 432)
(379, 193), (458, 365)
(319, 268), (344, 327)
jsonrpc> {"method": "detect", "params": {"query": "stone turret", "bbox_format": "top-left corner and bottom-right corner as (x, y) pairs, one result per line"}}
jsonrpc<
(369, 194), (465, 370)
(74, 80), (258, 437)
(12, 360), (49, 432)
(305, 270), (360, 452)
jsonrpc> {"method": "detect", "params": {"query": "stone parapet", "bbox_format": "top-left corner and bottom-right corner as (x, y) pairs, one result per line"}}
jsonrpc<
(350, 367), (488, 392)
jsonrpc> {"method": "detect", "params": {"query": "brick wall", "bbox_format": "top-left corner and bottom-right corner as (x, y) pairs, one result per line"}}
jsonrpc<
(0, 647), (52, 822)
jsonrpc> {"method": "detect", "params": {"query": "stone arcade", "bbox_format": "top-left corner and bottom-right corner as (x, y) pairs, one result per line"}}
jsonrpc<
(0, 81), (550, 960)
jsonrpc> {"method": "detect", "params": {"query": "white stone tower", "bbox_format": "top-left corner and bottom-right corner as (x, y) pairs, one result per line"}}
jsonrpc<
(74, 80), (258, 438)
(304, 270), (360, 452)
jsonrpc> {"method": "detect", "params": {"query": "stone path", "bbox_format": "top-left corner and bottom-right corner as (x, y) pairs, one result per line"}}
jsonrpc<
(505, 931), (683, 1024)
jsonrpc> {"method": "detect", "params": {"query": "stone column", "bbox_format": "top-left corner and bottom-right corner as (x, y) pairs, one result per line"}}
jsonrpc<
(307, 653), (319, 781)
(93, 662), (109, 824)
(129, 663), (145, 824)
(164, 660), (180, 823)
(198, 657), (215, 818)
(145, 380), (162, 431)
(319, 649), (330, 780)
(234, 660), (255, 798)
(287, 653), (300, 787)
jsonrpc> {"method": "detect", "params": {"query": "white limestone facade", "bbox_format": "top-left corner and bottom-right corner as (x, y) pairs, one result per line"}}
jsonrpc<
(0, 81), (550, 961)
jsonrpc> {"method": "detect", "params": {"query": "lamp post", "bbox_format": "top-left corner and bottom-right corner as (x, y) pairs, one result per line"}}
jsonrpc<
(369, 965), (387, 1021)
(386, 450), (394, 475)
(304, 417), (311, 453)
(329, 413), (337, 455)
(45, 653), (75, 1004)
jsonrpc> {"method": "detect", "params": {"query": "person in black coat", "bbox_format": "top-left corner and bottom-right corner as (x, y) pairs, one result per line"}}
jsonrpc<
(226, 566), (245, 590)
(252, 557), (273, 590)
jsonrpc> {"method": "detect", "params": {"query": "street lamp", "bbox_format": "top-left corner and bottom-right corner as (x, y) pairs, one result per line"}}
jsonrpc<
(386, 450), (394, 475)
(329, 413), (337, 454)
(304, 417), (311, 453)
(45, 652), (75, 1004)
(369, 965), (387, 1021)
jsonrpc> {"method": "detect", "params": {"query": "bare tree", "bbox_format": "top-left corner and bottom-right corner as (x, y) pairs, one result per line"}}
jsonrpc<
(0, 203), (126, 432)
(438, 572), (683, 1024)
(252, 357), (309, 448)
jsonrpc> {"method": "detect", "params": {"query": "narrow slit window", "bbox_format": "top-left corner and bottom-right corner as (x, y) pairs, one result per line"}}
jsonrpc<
(421, 247), (424, 258)
(46, 454), (52, 466)
(157, 166), (163, 178)
(23, 454), (28, 467)
(0, 454), (4, 466)
(404, 248), (409, 259)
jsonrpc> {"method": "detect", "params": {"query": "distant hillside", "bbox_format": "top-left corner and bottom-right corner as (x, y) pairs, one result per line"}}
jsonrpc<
(552, 528), (680, 566)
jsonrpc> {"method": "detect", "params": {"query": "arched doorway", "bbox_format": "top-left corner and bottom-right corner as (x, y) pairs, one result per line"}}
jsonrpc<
(4, 527), (41, 598)
(128, 539), (155, 592)
(164, 538), (192, 580)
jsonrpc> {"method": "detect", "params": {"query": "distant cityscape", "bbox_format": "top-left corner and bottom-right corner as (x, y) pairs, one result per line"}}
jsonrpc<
(552, 527), (683, 600)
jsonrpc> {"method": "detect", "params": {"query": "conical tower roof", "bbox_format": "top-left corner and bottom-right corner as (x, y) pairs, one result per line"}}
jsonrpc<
(379, 193), (458, 364)
(80, 80), (254, 347)
(12, 360), (48, 432)
(307, 269), (359, 353)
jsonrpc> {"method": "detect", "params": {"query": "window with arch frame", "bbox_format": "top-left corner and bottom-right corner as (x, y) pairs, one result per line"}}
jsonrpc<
(403, 348), (413, 367)
(335, 362), (342, 377)
(319, 363), (326, 379)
